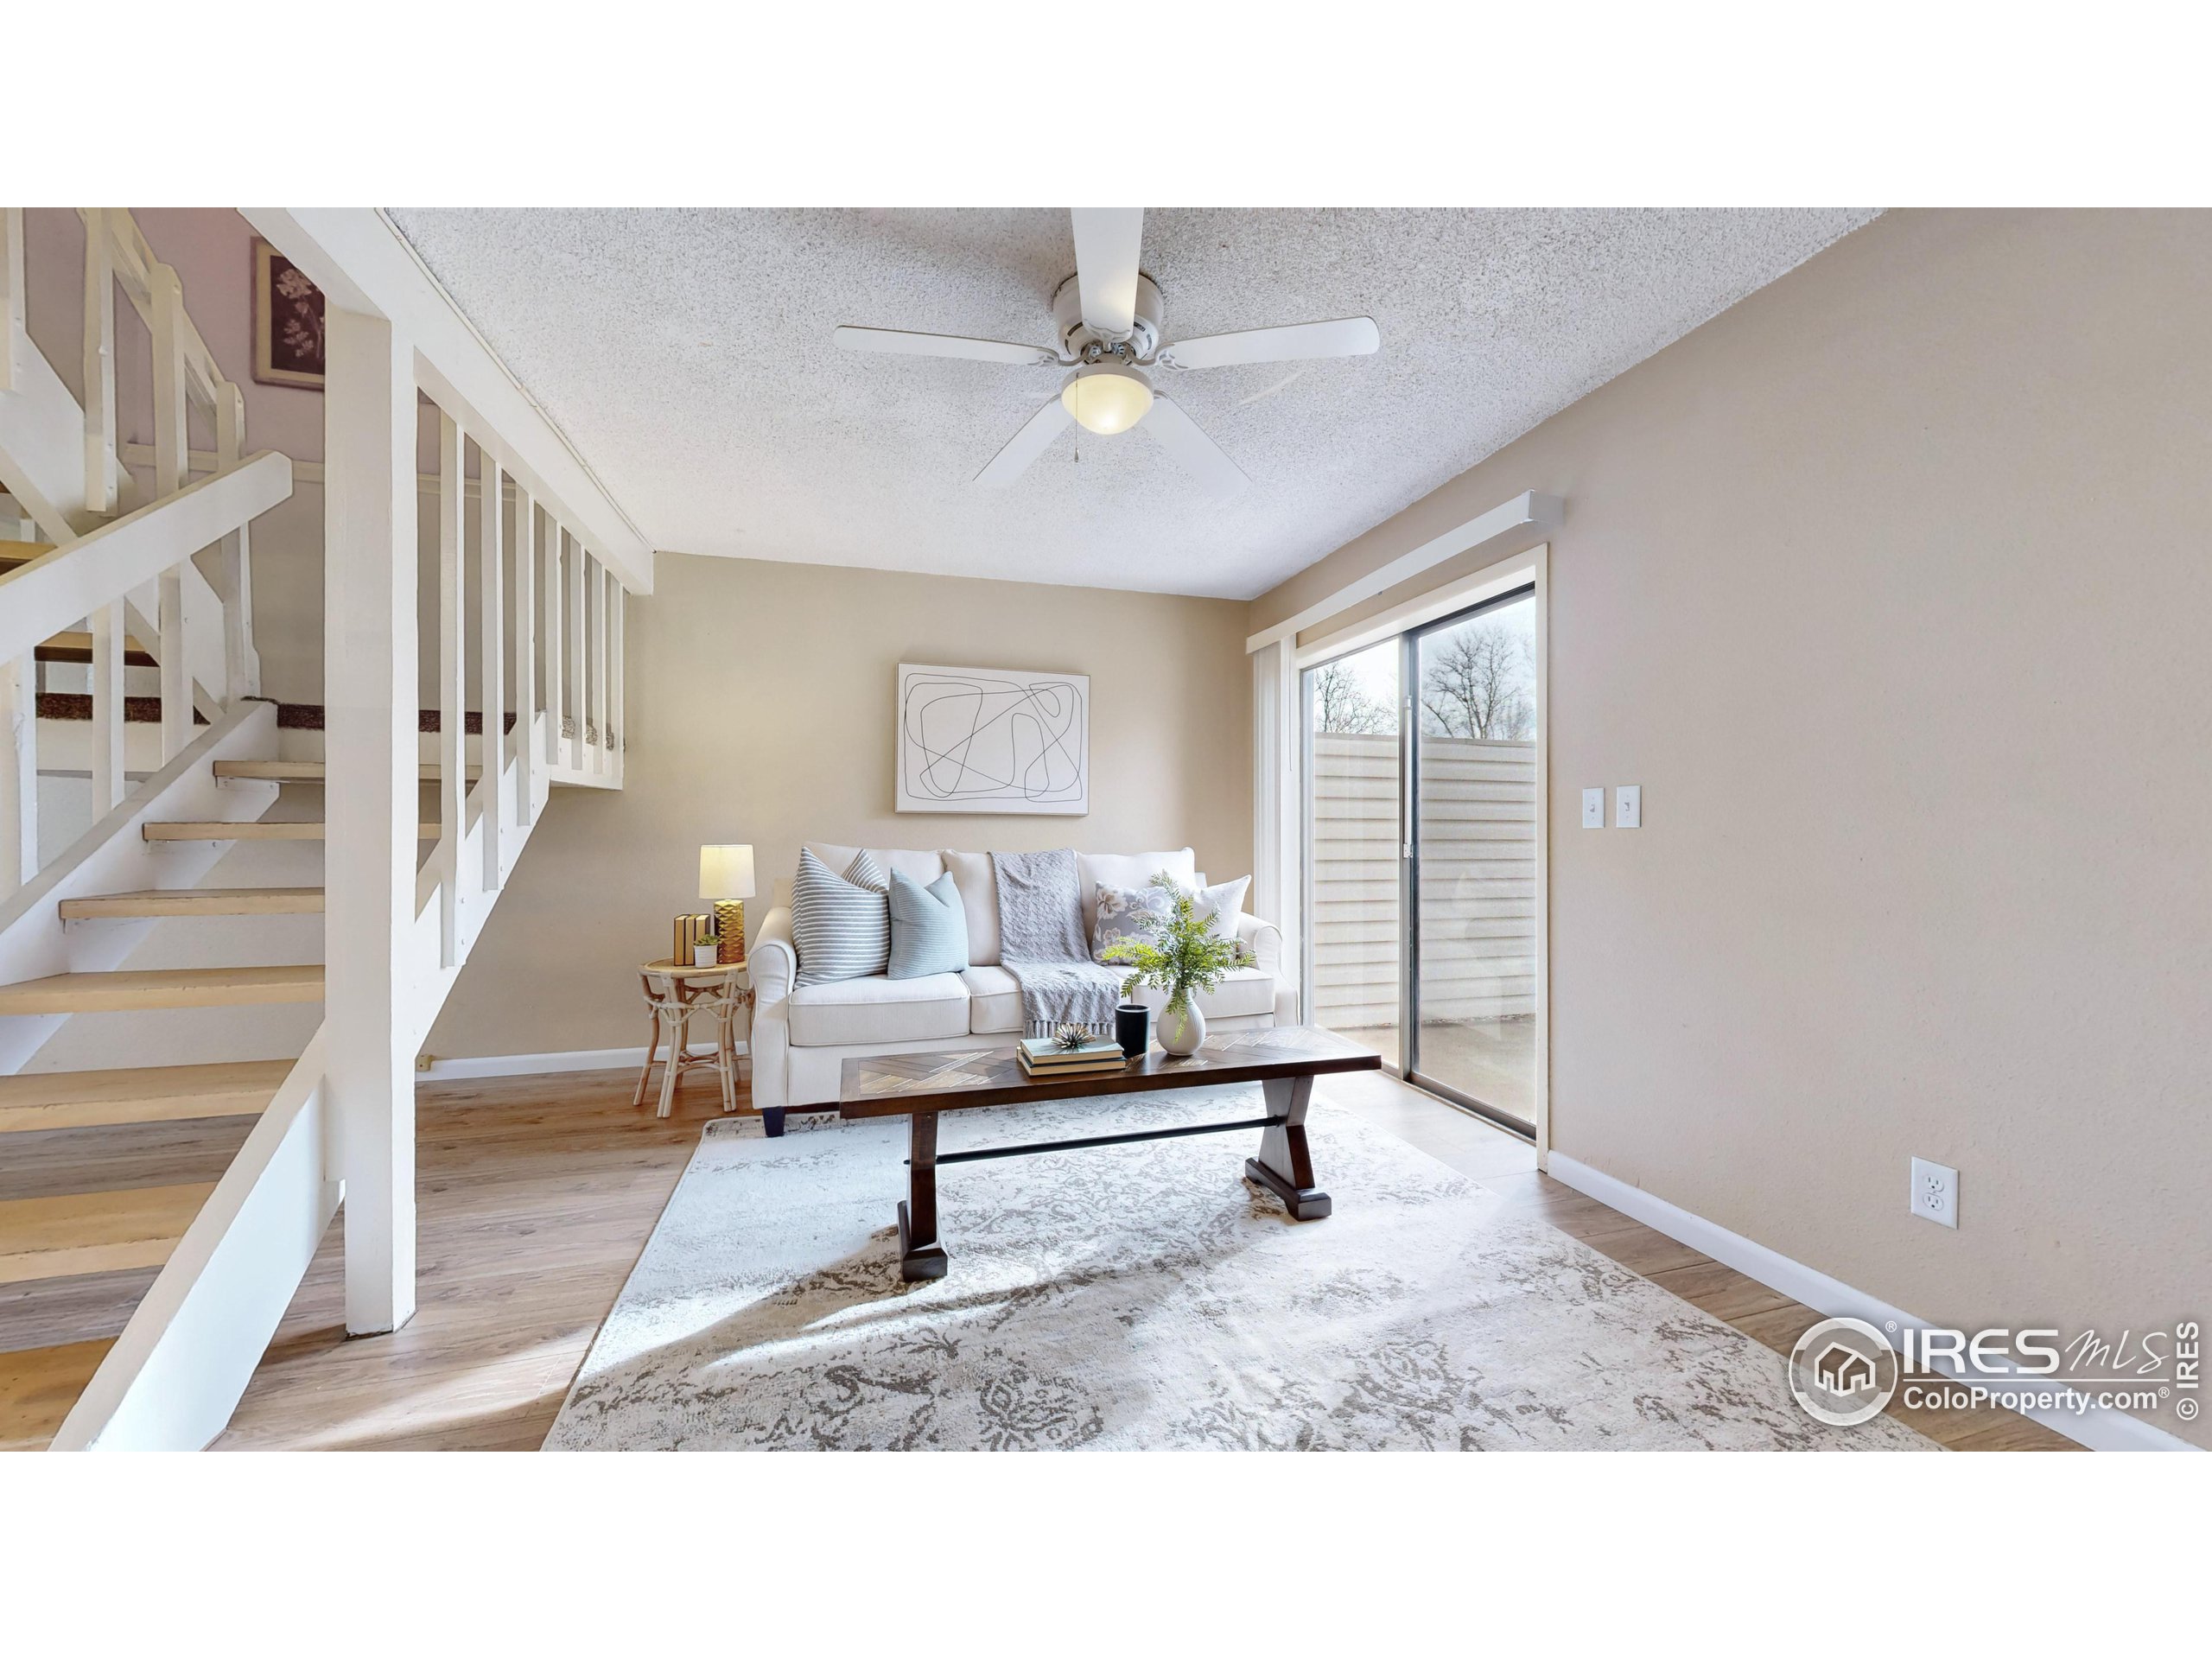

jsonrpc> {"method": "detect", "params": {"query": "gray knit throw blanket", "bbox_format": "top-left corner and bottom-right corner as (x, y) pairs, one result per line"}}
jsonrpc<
(991, 849), (1123, 1030)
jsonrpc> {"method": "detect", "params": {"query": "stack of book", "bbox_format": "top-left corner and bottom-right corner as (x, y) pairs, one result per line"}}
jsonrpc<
(1016, 1033), (1129, 1079)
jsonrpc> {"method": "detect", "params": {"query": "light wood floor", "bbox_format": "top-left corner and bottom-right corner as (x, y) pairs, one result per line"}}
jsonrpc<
(3, 1067), (2074, 1452)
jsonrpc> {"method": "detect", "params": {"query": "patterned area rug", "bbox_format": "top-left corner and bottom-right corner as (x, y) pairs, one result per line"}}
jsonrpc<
(546, 1087), (1931, 1451)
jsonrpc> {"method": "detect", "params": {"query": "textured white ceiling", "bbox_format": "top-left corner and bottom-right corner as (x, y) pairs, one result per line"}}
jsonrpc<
(386, 207), (1876, 600)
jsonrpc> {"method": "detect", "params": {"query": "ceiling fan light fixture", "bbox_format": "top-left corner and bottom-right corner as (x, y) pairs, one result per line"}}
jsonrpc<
(1060, 363), (1154, 435)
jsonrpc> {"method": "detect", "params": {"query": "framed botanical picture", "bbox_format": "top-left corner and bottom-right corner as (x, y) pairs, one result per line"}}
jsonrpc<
(251, 237), (326, 390)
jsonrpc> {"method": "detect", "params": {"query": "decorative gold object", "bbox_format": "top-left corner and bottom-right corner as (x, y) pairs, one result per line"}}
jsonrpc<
(699, 844), (756, 967)
(713, 900), (747, 965)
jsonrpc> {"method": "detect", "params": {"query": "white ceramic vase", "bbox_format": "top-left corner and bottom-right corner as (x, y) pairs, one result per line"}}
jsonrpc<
(1157, 997), (1206, 1056)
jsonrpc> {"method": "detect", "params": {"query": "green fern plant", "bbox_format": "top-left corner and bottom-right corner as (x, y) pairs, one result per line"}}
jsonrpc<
(1099, 873), (1255, 1017)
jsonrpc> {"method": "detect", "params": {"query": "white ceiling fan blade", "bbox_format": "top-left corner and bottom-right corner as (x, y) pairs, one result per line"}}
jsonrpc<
(1159, 316), (1381, 371)
(973, 397), (1076, 487)
(1070, 207), (1144, 339)
(1141, 395), (1249, 497)
(835, 325), (1056, 366)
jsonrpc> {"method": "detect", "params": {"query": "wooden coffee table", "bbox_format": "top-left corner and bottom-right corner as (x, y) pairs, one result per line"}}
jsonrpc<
(838, 1027), (1381, 1281)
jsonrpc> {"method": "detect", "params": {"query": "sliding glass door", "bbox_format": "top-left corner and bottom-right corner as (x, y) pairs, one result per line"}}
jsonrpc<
(1302, 639), (1402, 1067)
(1301, 585), (1538, 1134)
(1407, 592), (1538, 1128)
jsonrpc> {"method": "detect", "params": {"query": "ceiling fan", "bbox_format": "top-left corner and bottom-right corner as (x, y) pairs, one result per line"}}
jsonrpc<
(834, 207), (1380, 497)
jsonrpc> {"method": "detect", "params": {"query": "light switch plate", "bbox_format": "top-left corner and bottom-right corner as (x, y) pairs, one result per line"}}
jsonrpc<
(1582, 788), (1605, 829)
(1616, 785), (1641, 828)
(1910, 1157), (1959, 1228)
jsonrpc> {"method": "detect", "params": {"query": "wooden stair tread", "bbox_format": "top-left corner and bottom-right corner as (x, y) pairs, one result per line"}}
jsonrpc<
(143, 821), (439, 840)
(0, 1338), (114, 1452)
(60, 887), (325, 920)
(0, 1060), (294, 1134)
(0, 965), (324, 1015)
(213, 760), (480, 781)
(0, 1183), (216, 1285)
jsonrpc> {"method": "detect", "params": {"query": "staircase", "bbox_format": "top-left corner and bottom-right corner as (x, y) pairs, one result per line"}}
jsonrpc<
(1, 206), (645, 1450)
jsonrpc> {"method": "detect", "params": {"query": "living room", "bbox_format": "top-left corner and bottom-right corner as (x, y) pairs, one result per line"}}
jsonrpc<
(6, 8), (2201, 1650)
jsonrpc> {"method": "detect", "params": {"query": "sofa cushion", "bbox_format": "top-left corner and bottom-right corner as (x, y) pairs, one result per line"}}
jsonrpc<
(786, 972), (971, 1046)
(1077, 849), (1195, 935)
(939, 850), (1001, 966)
(961, 965), (1024, 1035)
(1194, 967), (1277, 1020)
(791, 849), (890, 986)
(888, 870), (969, 979)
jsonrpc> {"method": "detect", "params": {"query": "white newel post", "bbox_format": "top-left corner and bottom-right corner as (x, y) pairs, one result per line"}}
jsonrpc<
(323, 308), (420, 1337)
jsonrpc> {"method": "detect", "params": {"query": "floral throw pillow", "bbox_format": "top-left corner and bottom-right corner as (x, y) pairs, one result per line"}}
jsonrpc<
(1090, 880), (1174, 964)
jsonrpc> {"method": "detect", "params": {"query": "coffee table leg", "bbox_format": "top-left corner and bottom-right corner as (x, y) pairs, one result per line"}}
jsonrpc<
(1246, 1073), (1332, 1221)
(898, 1109), (950, 1281)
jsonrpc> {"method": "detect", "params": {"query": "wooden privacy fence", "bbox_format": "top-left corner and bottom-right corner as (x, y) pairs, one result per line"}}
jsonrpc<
(1308, 732), (1536, 1032)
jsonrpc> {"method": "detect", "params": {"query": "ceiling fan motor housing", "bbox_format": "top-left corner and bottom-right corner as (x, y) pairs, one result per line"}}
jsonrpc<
(1053, 271), (1163, 361)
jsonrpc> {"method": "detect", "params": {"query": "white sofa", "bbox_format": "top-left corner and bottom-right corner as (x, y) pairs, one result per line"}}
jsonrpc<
(748, 842), (1295, 1129)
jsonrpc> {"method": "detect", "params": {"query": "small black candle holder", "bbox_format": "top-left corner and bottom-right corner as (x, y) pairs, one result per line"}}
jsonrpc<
(1115, 1002), (1151, 1059)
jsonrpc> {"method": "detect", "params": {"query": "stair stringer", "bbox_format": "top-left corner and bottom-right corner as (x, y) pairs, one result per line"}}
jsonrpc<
(0, 702), (279, 1075)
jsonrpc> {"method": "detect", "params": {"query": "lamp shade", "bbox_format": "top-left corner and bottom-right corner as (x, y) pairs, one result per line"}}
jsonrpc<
(699, 844), (755, 901)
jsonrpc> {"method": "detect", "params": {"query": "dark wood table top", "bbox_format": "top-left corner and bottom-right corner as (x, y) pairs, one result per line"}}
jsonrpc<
(838, 1026), (1381, 1119)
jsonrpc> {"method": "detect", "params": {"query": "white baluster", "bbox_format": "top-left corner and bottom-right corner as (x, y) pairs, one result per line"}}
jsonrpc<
(513, 485), (537, 823)
(89, 602), (125, 814)
(609, 582), (625, 786)
(567, 530), (585, 770)
(150, 262), (192, 760)
(1, 207), (22, 391)
(543, 525), (564, 768)
(591, 558), (608, 776)
(437, 412), (465, 968)
(480, 458), (505, 890)
(81, 209), (118, 513)
(0, 651), (34, 895)
(216, 382), (256, 700)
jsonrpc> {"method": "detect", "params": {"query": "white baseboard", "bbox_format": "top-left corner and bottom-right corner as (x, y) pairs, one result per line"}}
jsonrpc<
(420, 1042), (747, 1082)
(1546, 1153), (2199, 1454)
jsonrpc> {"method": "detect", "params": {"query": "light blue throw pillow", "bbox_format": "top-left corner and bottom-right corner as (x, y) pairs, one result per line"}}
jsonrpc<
(887, 869), (970, 979)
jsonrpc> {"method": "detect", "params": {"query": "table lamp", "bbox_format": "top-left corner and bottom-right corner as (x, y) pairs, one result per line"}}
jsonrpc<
(699, 844), (755, 965)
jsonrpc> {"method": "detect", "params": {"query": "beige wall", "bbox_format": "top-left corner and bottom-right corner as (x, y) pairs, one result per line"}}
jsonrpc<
(1252, 209), (2212, 1446)
(430, 552), (1253, 1058)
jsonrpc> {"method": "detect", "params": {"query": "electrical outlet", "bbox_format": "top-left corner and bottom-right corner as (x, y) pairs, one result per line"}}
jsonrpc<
(1910, 1157), (1958, 1229)
(1616, 785), (1641, 829)
(1582, 787), (1606, 829)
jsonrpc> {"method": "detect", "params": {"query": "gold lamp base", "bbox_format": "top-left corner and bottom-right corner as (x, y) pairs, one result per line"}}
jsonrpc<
(714, 899), (747, 965)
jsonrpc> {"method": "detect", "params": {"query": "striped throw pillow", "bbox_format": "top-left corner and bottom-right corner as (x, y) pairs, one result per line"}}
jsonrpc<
(791, 848), (890, 986)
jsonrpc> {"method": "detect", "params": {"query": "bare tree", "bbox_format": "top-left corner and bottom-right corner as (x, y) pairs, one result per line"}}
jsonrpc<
(1311, 662), (1394, 734)
(1419, 620), (1533, 740)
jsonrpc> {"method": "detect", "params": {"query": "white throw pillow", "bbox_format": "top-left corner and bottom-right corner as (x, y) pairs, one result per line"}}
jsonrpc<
(1181, 874), (1250, 942)
(938, 849), (1001, 966)
(1077, 848), (1196, 935)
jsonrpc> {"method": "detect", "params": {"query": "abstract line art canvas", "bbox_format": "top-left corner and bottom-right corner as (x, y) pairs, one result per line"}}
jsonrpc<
(896, 664), (1089, 816)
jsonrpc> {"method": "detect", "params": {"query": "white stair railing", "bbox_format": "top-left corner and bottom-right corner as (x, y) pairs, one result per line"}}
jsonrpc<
(53, 229), (638, 1445)
(0, 207), (283, 903)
